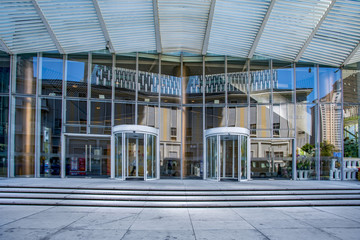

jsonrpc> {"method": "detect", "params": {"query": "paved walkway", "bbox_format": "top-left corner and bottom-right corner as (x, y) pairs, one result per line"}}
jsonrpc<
(1, 205), (360, 240)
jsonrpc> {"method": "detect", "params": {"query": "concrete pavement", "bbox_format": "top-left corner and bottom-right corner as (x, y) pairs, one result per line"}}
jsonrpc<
(1, 205), (360, 239)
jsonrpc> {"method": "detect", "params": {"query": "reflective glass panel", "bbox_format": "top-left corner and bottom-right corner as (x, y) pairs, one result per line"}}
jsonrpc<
(138, 104), (157, 127)
(0, 54), (10, 93)
(138, 54), (159, 103)
(66, 54), (88, 98)
(160, 106), (181, 178)
(161, 55), (181, 104)
(228, 105), (247, 128)
(65, 137), (110, 177)
(15, 97), (35, 176)
(250, 60), (271, 104)
(295, 64), (317, 103)
(147, 134), (157, 179)
(115, 54), (136, 100)
(320, 103), (342, 180)
(16, 54), (37, 95)
(40, 98), (62, 177)
(114, 103), (135, 125)
(296, 103), (318, 180)
(66, 100), (87, 133)
(183, 56), (203, 104)
(343, 65), (360, 104)
(205, 106), (226, 129)
(40, 54), (63, 96)
(250, 104), (271, 138)
(115, 133), (122, 178)
(272, 61), (294, 104)
(206, 136), (218, 180)
(319, 68), (341, 103)
(205, 56), (225, 104)
(0, 96), (8, 177)
(227, 57), (247, 104)
(91, 53), (112, 99)
(183, 107), (203, 178)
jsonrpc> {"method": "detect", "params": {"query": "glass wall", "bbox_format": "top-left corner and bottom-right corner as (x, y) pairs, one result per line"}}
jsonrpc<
(14, 97), (36, 177)
(40, 54), (63, 96)
(5, 52), (348, 180)
(343, 63), (360, 180)
(0, 54), (9, 177)
(40, 98), (62, 177)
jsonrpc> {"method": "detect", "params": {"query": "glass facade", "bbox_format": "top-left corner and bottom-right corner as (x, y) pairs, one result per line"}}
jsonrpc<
(1, 51), (357, 181)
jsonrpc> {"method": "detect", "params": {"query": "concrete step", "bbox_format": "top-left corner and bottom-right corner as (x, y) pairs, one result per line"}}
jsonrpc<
(0, 192), (359, 202)
(1, 198), (360, 208)
(1, 187), (360, 196)
(0, 185), (359, 207)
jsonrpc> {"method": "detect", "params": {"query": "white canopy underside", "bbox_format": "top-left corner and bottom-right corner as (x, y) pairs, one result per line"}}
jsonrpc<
(0, 0), (359, 67)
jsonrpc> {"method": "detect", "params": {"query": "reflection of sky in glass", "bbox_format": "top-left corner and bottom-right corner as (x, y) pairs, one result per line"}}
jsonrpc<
(34, 57), (84, 82)
(67, 61), (85, 82)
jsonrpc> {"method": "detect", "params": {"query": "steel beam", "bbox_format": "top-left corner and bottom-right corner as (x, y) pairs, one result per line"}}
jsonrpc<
(294, 0), (336, 62)
(0, 38), (12, 54)
(153, 0), (162, 53)
(342, 41), (360, 67)
(31, 0), (65, 54)
(201, 0), (216, 55)
(247, 0), (276, 59)
(92, 0), (115, 53)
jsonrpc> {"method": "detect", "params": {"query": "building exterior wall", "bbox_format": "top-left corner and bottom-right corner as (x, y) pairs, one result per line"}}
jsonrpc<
(0, 51), (358, 180)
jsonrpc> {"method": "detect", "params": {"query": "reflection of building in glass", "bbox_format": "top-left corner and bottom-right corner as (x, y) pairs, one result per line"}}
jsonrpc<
(319, 79), (342, 151)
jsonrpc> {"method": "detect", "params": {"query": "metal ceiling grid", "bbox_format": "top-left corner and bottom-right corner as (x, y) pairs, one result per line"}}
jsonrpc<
(300, 0), (360, 66)
(207, 0), (271, 58)
(0, 0), (57, 54)
(97, 0), (156, 53)
(255, 0), (332, 62)
(158, 0), (212, 54)
(36, 0), (106, 54)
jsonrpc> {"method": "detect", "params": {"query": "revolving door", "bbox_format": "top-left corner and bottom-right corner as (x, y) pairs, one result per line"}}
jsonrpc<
(204, 127), (250, 181)
(114, 125), (159, 180)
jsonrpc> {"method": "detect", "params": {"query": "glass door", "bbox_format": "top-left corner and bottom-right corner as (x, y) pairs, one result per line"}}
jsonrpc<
(146, 134), (157, 180)
(125, 133), (144, 179)
(206, 135), (218, 180)
(220, 135), (238, 180)
(65, 137), (110, 177)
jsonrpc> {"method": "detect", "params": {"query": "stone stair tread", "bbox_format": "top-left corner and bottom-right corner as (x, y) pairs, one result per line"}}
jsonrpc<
(0, 192), (359, 202)
(0, 198), (360, 208)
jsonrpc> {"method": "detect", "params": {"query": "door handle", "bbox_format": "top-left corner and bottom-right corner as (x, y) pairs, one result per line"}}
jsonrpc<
(89, 145), (92, 172)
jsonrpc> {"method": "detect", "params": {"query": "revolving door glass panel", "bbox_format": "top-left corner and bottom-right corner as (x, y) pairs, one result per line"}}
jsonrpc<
(114, 125), (159, 180)
(205, 127), (250, 181)
(220, 135), (239, 180)
(126, 133), (144, 178)
(206, 136), (218, 180)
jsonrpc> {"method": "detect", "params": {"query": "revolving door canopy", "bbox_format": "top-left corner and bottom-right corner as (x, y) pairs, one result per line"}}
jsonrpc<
(204, 127), (250, 181)
(114, 125), (159, 180)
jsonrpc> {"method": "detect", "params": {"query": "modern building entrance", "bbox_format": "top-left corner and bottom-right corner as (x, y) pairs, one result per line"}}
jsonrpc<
(204, 127), (250, 181)
(114, 125), (159, 180)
